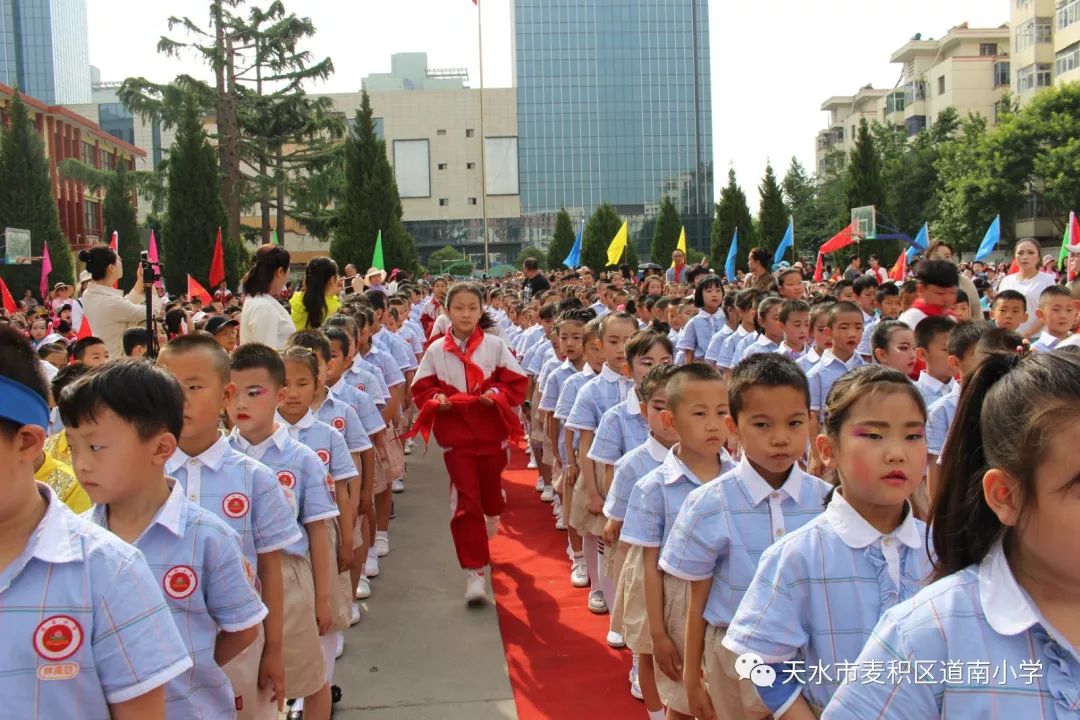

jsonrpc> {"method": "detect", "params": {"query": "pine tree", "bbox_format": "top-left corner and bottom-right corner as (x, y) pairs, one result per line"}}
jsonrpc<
(650, 196), (682, 265)
(709, 169), (754, 270)
(516, 246), (546, 269)
(582, 203), (637, 272)
(757, 163), (789, 252)
(332, 91), (419, 274)
(103, 162), (142, 275)
(162, 96), (227, 292)
(845, 119), (886, 217)
(547, 207), (576, 269)
(0, 91), (74, 296)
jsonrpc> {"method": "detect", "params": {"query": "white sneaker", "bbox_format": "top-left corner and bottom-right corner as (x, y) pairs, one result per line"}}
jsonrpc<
(465, 568), (487, 605)
(527, 457), (537, 470)
(335, 632), (345, 659)
(535, 477), (545, 492)
(551, 500), (561, 517)
(570, 560), (589, 588)
(365, 553), (380, 577)
(629, 666), (643, 700)
(403, 440), (413, 456)
(375, 536), (390, 557)
(485, 514), (500, 539)
(391, 478), (405, 493)
(540, 485), (555, 503)
(355, 577), (372, 600)
(554, 515), (567, 531)
(606, 630), (625, 648)
(588, 589), (609, 614)
(350, 602), (361, 626)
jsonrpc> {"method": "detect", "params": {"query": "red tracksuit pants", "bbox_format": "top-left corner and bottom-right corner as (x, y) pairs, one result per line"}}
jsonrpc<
(443, 444), (508, 569)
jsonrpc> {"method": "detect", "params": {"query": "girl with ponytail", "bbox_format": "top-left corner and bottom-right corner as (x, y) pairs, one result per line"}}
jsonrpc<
(826, 348), (1080, 718)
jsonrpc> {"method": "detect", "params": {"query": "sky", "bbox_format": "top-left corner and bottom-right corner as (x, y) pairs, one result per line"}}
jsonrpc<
(88, 0), (1007, 212)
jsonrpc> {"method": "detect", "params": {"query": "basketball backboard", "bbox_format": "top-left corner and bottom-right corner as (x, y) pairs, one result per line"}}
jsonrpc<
(850, 206), (877, 241)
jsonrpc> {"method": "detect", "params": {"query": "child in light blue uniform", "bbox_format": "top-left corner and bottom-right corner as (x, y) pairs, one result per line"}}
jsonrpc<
(676, 274), (724, 364)
(711, 289), (760, 369)
(739, 296), (785, 361)
(806, 301), (865, 472)
(68, 361), (267, 720)
(826, 349), (1080, 719)
(723, 366), (934, 716)
(659, 354), (830, 720)
(0, 331), (193, 719)
(913, 315), (957, 407)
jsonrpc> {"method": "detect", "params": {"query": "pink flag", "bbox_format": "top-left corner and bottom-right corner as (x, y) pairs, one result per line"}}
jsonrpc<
(148, 230), (163, 288)
(40, 243), (52, 301)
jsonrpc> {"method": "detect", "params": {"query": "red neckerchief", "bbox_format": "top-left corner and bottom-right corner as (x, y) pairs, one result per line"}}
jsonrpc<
(442, 327), (486, 394)
(910, 299), (949, 317)
(673, 263), (685, 283)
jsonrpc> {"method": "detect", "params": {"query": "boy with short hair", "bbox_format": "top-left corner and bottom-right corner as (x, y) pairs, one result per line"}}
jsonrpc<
(158, 334), (300, 720)
(832, 279), (855, 303)
(914, 315), (957, 407)
(951, 294), (972, 321)
(1031, 285), (1074, 351)
(228, 343), (339, 720)
(0, 326), (193, 718)
(66, 360), (267, 719)
(990, 289), (1028, 332)
(897, 259), (959, 330)
(851, 275), (878, 323)
(858, 283), (901, 360)
(709, 289), (759, 370)
(70, 335), (110, 366)
(661, 354), (830, 720)
(806, 301), (865, 468)
(122, 327), (150, 357)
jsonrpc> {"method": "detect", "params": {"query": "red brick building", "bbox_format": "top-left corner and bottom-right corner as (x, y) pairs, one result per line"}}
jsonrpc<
(0, 84), (145, 251)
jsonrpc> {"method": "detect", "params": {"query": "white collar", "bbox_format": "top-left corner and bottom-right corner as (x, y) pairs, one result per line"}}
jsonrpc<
(979, 539), (1042, 636)
(917, 371), (953, 395)
(824, 491), (921, 551)
(330, 376), (350, 394)
(862, 310), (874, 324)
(599, 363), (625, 383)
(697, 308), (723, 320)
(820, 348), (861, 371)
(231, 423), (291, 456)
(26, 484), (84, 563)
(623, 388), (642, 415)
(734, 325), (750, 337)
(660, 445), (729, 486)
(778, 342), (807, 358)
(646, 434), (670, 463)
(276, 410), (316, 430)
(1037, 330), (1064, 348)
(166, 435), (230, 474)
(94, 478), (188, 539)
(736, 454), (804, 506)
(805, 347), (822, 363)
(581, 364), (597, 377)
(754, 334), (781, 347)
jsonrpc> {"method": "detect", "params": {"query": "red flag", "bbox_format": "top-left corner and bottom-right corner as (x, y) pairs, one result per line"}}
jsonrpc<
(813, 253), (824, 283)
(109, 231), (119, 288)
(1008, 258), (1020, 275)
(818, 224), (855, 255)
(209, 227), (226, 289)
(889, 250), (907, 282)
(75, 312), (94, 340)
(187, 274), (213, 305)
(0, 277), (16, 314)
(40, 243), (52, 301)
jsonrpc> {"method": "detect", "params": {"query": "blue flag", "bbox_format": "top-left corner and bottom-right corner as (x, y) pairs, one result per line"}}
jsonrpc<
(975, 216), (1001, 262)
(907, 222), (929, 262)
(563, 217), (583, 268)
(725, 228), (739, 282)
(774, 220), (794, 263)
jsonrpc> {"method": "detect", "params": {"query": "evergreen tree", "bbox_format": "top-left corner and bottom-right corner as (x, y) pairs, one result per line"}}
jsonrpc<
(162, 96), (226, 292)
(516, 245), (546, 269)
(332, 91), (419, 274)
(650, 196), (682, 265)
(427, 245), (472, 276)
(757, 162), (789, 252)
(0, 91), (74, 296)
(103, 162), (142, 275)
(845, 119), (886, 219)
(582, 203), (637, 271)
(547, 207), (576, 269)
(709, 169), (754, 270)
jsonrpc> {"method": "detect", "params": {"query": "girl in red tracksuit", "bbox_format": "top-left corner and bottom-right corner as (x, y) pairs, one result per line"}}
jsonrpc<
(410, 281), (528, 605)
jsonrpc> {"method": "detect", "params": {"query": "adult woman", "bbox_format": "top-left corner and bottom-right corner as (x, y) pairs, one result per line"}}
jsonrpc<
(78, 245), (160, 358)
(665, 249), (688, 284)
(995, 238), (1057, 338)
(746, 247), (775, 291)
(926, 241), (984, 320)
(238, 244), (294, 349)
(290, 256), (340, 330)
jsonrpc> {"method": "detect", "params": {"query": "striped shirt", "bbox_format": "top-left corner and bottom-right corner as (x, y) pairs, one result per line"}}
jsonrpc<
(796, 347), (822, 375)
(89, 480), (267, 719)
(807, 350), (866, 420)
(915, 371), (955, 409)
(342, 359), (390, 404)
(275, 411), (359, 498)
(329, 382), (387, 436)
(679, 309), (725, 359)
(539, 360), (579, 413)
(603, 434), (670, 521)
(703, 323), (737, 365)
(374, 327), (417, 372)
(361, 345), (405, 388)
(588, 390), (649, 466)
(740, 334), (783, 361)
(722, 492), (932, 714)
(712, 325), (751, 368)
(926, 382), (961, 456)
(565, 364), (636, 433)
(659, 456), (829, 627)
(553, 366), (596, 464)
(314, 392), (372, 453)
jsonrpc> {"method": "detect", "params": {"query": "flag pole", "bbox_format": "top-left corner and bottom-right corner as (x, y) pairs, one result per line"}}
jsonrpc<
(477, 0), (490, 273)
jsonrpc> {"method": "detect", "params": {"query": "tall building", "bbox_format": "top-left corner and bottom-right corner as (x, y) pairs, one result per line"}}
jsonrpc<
(816, 86), (892, 175)
(1010, 0), (1080, 95)
(0, 0), (90, 104)
(514, 0), (713, 258)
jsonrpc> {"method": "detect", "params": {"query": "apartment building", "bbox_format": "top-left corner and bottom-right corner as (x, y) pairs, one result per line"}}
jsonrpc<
(815, 86), (891, 175)
(1012, 0), (1080, 94)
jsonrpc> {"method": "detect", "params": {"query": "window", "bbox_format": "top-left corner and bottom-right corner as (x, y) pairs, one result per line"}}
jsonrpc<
(466, 162), (476, 170)
(436, 129), (447, 136)
(905, 115), (927, 137)
(1037, 63), (1053, 86)
(1017, 64), (1036, 91)
(1016, 20), (1033, 52)
(468, 197), (478, 205)
(938, 76), (946, 95)
(82, 200), (100, 234)
(1056, 42), (1080, 76)
(1060, 0), (1080, 29)
(903, 80), (927, 104)
(465, 129), (475, 138)
(438, 198), (449, 206)
(82, 141), (97, 167)
(885, 92), (905, 115)
(437, 162), (447, 170)
(994, 60), (1011, 86)
(1036, 17), (1053, 43)
(980, 43), (998, 56)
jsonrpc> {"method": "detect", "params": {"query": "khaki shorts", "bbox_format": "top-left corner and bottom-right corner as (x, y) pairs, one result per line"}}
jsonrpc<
(352, 510), (365, 551)
(614, 544), (651, 654)
(655, 574), (692, 715)
(223, 625), (277, 720)
(606, 541), (629, 631)
(281, 552), (327, 698)
(541, 434), (556, 467)
(569, 467), (607, 537)
(703, 624), (772, 720)
(374, 428), (405, 495)
(326, 521), (352, 634)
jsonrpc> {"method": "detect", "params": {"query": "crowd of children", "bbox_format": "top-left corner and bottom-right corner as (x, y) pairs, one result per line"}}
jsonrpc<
(2, 234), (1080, 718)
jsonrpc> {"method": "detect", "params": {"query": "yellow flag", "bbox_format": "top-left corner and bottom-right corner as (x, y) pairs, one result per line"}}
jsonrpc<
(672, 226), (687, 267)
(606, 221), (629, 267)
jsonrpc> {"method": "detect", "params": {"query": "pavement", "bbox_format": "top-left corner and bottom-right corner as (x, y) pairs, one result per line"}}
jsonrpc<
(330, 445), (519, 719)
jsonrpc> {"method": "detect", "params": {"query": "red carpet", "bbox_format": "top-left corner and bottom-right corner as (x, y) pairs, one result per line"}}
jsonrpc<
(489, 445), (642, 720)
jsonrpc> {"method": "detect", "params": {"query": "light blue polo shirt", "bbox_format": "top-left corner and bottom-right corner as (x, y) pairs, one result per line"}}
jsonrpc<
(603, 434), (670, 522)
(806, 350), (866, 421)
(588, 390), (649, 466)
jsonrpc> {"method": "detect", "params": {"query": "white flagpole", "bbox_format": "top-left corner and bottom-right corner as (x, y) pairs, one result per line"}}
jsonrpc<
(477, 0), (490, 272)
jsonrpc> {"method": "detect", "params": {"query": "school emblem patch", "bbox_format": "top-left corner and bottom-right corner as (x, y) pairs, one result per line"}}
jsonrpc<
(33, 616), (83, 661)
(355, 383), (366, 392)
(277, 470), (296, 489)
(222, 492), (250, 518)
(163, 566), (199, 599)
(332, 416), (346, 431)
(316, 448), (330, 465)
(325, 474), (335, 495)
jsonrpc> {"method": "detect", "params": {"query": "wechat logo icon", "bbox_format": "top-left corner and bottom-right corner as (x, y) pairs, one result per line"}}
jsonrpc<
(735, 652), (776, 688)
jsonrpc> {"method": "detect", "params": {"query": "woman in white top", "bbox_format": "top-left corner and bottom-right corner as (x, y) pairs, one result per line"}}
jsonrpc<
(995, 238), (1058, 338)
(77, 245), (161, 358)
(238, 244), (295, 349)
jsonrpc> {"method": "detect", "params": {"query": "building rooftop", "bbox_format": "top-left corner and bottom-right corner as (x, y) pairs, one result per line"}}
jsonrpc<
(890, 23), (1010, 63)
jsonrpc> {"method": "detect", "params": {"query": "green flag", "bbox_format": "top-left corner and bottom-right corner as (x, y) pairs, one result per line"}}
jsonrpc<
(372, 230), (385, 271)
(271, 229), (280, 246)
